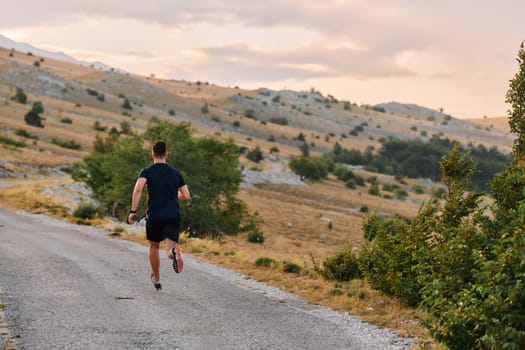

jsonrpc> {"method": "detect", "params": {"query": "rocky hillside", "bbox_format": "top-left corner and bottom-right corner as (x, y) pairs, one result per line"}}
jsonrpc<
(0, 45), (514, 172)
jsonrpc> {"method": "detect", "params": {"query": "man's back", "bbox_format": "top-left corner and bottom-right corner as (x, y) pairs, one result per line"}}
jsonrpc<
(140, 163), (186, 221)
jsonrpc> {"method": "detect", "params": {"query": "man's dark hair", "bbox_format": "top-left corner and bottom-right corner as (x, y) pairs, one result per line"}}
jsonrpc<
(152, 141), (167, 157)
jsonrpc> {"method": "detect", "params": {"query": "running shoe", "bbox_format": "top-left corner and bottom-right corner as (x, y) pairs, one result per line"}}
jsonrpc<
(172, 246), (183, 273)
(150, 274), (162, 290)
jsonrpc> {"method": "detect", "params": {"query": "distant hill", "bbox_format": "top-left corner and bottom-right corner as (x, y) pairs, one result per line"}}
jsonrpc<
(0, 34), (117, 72)
(0, 38), (514, 168)
(374, 102), (453, 121)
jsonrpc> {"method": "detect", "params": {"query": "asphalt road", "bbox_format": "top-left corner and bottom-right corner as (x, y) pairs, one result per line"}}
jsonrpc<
(0, 209), (411, 349)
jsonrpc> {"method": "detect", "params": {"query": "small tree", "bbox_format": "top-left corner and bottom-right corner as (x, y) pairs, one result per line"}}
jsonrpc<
(120, 121), (132, 135)
(289, 155), (329, 180)
(122, 98), (132, 110)
(24, 102), (45, 128)
(12, 87), (27, 104)
(246, 145), (263, 163)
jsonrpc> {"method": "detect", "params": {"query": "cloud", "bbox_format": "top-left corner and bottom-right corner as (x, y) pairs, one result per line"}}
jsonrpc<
(186, 41), (417, 84)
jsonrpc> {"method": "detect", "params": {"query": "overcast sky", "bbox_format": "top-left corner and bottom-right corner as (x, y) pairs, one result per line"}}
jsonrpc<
(1, 0), (523, 118)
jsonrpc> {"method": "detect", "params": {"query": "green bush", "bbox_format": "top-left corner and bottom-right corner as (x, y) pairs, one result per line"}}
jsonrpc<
(243, 109), (256, 119)
(51, 138), (81, 150)
(246, 145), (263, 163)
(24, 102), (45, 128)
(0, 135), (26, 148)
(283, 261), (301, 274)
(393, 188), (408, 200)
(12, 87), (27, 104)
(289, 155), (330, 180)
(92, 121), (107, 132)
(73, 202), (102, 219)
(247, 229), (265, 243)
(24, 110), (43, 128)
(15, 129), (38, 140)
(60, 117), (73, 124)
(255, 256), (275, 267)
(75, 119), (253, 238)
(322, 246), (362, 281)
(368, 183), (380, 196)
(270, 117), (288, 125)
(122, 98), (132, 110)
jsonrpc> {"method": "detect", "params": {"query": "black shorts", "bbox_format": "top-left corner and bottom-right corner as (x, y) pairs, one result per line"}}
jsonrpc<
(146, 219), (181, 243)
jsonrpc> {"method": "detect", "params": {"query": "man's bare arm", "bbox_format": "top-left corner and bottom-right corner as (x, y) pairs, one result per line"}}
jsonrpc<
(128, 177), (147, 223)
(178, 184), (191, 201)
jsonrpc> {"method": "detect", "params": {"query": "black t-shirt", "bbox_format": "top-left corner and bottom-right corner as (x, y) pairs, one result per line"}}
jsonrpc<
(139, 163), (186, 222)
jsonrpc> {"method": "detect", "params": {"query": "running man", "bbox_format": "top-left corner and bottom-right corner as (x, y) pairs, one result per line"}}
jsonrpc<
(127, 141), (190, 290)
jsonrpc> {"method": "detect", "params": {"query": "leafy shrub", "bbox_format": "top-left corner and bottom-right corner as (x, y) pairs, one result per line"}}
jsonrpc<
(333, 164), (365, 187)
(15, 129), (38, 140)
(283, 261), (301, 274)
(368, 183), (380, 196)
(255, 256), (275, 267)
(12, 87), (27, 104)
(246, 145), (263, 163)
(270, 117), (288, 125)
(25, 111), (43, 128)
(86, 88), (99, 97)
(393, 188), (408, 200)
(24, 101), (45, 128)
(411, 185), (425, 194)
(322, 246), (362, 281)
(247, 228), (265, 243)
(122, 98), (132, 110)
(289, 155), (330, 180)
(0, 135), (26, 148)
(51, 138), (81, 150)
(120, 121), (132, 135)
(60, 117), (73, 124)
(168, 109), (175, 116)
(243, 109), (256, 119)
(73, 202), (102, 219)
(75, 119), (252, 238)
(92, 121), (107, 132)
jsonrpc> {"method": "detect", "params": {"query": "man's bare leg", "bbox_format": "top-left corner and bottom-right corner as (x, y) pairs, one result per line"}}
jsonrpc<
(165, 238), (177, 259)
(165, 238), (183, 273)
(149, 241), (161, 282)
